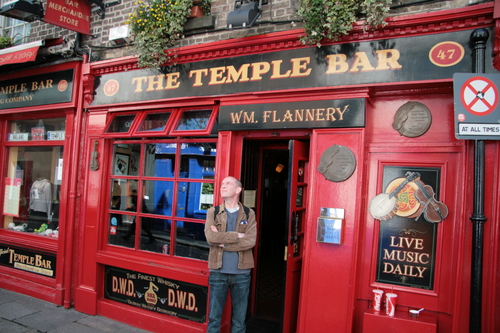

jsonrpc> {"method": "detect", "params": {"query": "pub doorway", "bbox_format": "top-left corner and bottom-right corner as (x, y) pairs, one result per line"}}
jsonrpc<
(241, 139), (308, 333)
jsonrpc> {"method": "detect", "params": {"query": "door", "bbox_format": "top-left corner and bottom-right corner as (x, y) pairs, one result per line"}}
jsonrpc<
(282, 140), (308, 333)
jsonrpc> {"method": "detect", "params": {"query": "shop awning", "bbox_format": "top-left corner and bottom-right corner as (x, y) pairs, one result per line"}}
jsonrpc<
(0, 40), (44, 66)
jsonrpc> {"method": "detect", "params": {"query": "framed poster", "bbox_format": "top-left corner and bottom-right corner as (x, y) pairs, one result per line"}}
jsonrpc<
(114, 153), (129, 175)
(375, 166), (443, 290)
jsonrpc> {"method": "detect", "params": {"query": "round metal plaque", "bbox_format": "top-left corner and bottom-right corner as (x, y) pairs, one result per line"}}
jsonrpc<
(317, 145), (356, 182)
(392, 101), (432, 138)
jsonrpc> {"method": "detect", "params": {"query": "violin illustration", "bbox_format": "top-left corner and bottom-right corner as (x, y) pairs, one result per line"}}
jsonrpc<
(413, 177), (448, 223)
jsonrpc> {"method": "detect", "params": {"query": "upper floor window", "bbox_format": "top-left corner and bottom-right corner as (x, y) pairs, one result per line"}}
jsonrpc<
(0, 0), (31, 47)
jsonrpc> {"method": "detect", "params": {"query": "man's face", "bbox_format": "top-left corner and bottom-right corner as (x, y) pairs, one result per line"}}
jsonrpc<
(220, 177), (240, 199)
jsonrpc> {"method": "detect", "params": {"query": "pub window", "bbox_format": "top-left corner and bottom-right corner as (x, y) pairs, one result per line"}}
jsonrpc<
(3, 118), (66, 237)
(104, 113), (137, 135)
(170, 107), (217, 136)
(135, 110), (173, 136)
(107, 140), (216, 261)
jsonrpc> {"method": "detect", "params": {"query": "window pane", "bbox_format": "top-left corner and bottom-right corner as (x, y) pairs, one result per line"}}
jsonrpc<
(109, 213), (135, 248)
(139, 217), (171, 253)
(142, 180), (174, 216)
(3, 146), (63, 237)
(106, 114), (136, 133)
(175, 221), (209, 260)
(110, 179), (138, 212)
(144, 143), (176, 177)
(0, 14), (30, 45)
(112, 144), (140, 176)
(176, 182), (214, 218)
(8, 118), (66, 141)
(137, 112), (171, 132)
(174, 109), (211, 131)
(179, 142), (216, 179)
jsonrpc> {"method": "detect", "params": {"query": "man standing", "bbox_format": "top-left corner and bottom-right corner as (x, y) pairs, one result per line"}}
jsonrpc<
(204, 176), (257, 333)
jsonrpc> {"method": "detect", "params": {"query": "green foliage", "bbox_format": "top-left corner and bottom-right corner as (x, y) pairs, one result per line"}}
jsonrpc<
(298, 0), (391, 46)
(128, 0), (194, 68)
(0, 36), (12, 49)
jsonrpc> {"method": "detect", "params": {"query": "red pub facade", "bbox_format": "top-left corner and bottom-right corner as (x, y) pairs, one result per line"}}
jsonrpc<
(1, 2), (500, 333)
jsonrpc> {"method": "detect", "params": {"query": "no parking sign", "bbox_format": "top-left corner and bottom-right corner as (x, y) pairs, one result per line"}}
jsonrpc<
(454, 73), (500, 140)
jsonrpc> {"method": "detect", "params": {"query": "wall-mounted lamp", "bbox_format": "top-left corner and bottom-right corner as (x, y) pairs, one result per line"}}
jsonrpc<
(0, 0), (43, 22)
(227, 0), (262, 29)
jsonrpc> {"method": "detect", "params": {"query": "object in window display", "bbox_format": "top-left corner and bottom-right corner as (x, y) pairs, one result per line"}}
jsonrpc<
(8, 222), (27, 231)
(114, 153), (129, 175)
(31, 127), (45, 140)
(29, 178), (52, 217)
(35, 223), (48, 233)
(47, 131), (65, 140)
(8, 133), (29, 141)
(89, 141), (99, 171)
(4, 177), (22, 217)
(31, 120), (46, 140)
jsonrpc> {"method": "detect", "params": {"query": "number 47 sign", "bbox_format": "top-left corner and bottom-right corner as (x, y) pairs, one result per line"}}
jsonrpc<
(453, 73), (500, 140)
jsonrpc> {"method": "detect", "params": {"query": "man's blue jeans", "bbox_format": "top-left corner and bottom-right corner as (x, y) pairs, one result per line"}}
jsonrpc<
(207, 271), (251, 333)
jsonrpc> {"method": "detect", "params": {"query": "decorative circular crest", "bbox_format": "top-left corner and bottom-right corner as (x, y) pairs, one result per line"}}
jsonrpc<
(392, 101), (432, 138)
(317, 145), (356, 182)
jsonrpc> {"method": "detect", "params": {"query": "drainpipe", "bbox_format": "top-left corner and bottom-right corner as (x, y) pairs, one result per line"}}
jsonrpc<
(469, 28), (488, 333)
(63, 36), (87, 308)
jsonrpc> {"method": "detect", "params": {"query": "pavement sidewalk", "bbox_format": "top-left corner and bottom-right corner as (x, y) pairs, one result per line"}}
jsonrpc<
(0, 288), (151, 333)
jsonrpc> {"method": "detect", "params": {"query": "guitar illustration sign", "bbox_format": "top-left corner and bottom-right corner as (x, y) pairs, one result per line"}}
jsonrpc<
(369, 171), (448, 223)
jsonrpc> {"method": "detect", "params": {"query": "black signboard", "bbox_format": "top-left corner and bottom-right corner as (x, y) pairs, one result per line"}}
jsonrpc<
(104, 266), (208, 323)
(91, 28), (494, 106)
(0, 69), (74, 109)
(219, 98), (365, 130)
(376, 167), (441, 290)
(0, 243), (56, 278)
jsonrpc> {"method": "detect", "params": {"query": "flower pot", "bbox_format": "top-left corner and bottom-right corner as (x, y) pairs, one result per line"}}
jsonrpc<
(189, 5), (204, 18)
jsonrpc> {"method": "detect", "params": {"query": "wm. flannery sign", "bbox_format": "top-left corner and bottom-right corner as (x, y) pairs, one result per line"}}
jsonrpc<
(218, 99), (365, 130)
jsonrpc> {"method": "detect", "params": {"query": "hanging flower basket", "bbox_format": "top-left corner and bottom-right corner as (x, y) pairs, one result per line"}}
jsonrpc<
(128, 0), (195, 68)
(298, 0), (392, 46)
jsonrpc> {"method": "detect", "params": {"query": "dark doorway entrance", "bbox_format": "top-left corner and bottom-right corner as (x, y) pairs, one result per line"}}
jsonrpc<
(241, 139), (306, 333)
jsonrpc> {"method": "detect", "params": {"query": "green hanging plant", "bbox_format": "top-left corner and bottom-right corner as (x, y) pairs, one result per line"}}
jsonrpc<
(298, 0), (391, 46)
(128, 0), (194, 68)
(0, 36), (12, 49)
